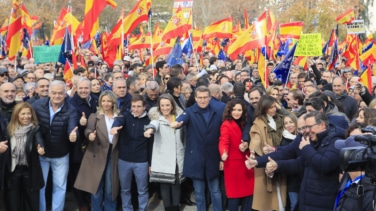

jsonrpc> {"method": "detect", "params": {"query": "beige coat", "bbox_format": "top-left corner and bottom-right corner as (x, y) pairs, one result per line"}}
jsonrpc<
(74, 113), (120, 200)
(250, 116), (286, 211)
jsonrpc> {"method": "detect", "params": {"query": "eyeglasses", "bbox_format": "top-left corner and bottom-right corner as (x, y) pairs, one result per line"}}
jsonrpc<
(298, 126), (306, 132)
(0, 73), (9, 77)
(305, 123), (318, 130)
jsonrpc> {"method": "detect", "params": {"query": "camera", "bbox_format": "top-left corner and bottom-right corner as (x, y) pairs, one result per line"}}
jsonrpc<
(339, 127), (376, 180)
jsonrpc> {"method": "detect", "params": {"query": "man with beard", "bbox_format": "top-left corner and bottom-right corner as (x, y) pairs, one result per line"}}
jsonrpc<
(126, 76), (141, 96)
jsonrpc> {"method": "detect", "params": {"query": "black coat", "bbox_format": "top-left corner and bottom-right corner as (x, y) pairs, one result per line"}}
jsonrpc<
(68, 93), (98, 162)
(32, 97), (79, 158)
(0, 125), (45, 191)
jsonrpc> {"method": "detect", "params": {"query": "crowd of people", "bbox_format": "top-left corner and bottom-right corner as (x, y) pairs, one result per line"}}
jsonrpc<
(0, 49), (375, 211)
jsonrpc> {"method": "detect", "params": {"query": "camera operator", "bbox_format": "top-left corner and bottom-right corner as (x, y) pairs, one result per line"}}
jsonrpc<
(334, 123), (376, 211)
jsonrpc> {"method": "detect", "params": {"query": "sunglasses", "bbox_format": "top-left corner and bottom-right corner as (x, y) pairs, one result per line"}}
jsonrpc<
(0, 73), (9, 77)
(164, 77), (170, 80)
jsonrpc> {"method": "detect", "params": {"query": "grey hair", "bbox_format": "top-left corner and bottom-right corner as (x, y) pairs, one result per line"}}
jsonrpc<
(221, 82), (234, 93)
(145, 80), (159, 91)
(113, 78), (126, 88)
(76, 77), (91, 89)
(49, 80), (67, 93)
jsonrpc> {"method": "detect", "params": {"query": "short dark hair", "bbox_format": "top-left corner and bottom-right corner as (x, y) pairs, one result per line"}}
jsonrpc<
(233, 82), (245, 97)
(170, 64), (184, 78)
(304, 111), (329, 128)
(156, 61), (166, 72)
(131, 94), (146, 106)
(126, 76), (139, 89)
(73, 67), (86, 75)
(166, 77), (182, 95)
(305, 97), (325, 111)
(291, 89), (304, 106)
(194, 86), (210, 97)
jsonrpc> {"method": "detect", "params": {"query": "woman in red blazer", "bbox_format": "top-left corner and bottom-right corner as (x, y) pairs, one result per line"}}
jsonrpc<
(219, 98), (255, 211)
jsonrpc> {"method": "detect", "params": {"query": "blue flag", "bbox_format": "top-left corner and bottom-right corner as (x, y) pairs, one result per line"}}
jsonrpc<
(327, 39), (338, 70)
(273, 43), (297, 83)
(362, 42), (373, 54)
(167, 37), (184, 67)
(58, 27), (73, 64)
(218, 49), (226, 61)
(322, 41), (329, 56)
(182, 35), (193, 58)
(22, 28), (30, 49)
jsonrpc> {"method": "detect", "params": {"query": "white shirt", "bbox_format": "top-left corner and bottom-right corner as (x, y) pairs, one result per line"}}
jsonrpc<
(104, 114), (117, 144)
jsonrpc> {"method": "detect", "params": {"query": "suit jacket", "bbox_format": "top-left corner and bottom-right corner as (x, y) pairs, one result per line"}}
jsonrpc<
(74, 113), (120, 200)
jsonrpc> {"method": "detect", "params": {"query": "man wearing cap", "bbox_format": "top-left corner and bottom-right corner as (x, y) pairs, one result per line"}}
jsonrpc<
(0, 67), (9, 85)
(123, 56), (131, 71)
(11, 75), (25, 90)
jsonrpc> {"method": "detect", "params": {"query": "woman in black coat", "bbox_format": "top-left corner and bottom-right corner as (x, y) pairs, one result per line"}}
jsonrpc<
(2, 102), (45, 211)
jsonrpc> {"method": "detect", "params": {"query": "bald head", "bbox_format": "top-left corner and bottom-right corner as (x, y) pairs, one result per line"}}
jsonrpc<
(0, 82), (16, 104)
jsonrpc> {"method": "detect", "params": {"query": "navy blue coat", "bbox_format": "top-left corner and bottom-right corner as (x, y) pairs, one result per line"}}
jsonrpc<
(177, 99), (225, 181)
(277, 126), (345, 211)
(33, 97), (79, 158)
(69, 93), (98, 162)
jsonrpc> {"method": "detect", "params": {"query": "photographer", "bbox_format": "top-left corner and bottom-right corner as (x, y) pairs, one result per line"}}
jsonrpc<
(334, 124), (376, 211)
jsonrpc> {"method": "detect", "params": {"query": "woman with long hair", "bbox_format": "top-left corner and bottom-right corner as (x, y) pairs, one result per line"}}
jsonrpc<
(280, 113), (300, 211)
(249, 95), (286, 211)
(166, 77), (185, 110)
(219, 98), (254, 211)
(144, 94), (185, 211)
(4, 102), (45, 211)
(74, 90), (120, 210)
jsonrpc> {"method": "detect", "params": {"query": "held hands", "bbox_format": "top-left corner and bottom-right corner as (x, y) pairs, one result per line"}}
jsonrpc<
(299, 136), (310, 150)
(263, 142), (275, 154)
(265, 156), (278, 175)
(69, 127), (78, 142)
(0, 141), (8, 153)
(170, 121), (183, 128)
(79, 112), (87, 126)
(144, 128), (154, 138)
(244, 151), (258, 169)
(37, 144), (45, 155)
(221, 149), (228, 161)
(110, 126), (123, 135)
(88, 130), (97, 141)
(239, 140), (249, 152)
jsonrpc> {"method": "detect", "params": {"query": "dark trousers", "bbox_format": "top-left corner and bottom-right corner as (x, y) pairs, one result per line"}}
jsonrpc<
(69, 162), (91, 208)
(5, 165), (39, 211)
(160, 183), (181, 207)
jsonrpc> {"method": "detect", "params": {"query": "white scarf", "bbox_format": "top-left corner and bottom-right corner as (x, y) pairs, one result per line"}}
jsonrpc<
(267, 114), (276, 131)
(282, 129), (296, 140)
(10, 123), (33, 172)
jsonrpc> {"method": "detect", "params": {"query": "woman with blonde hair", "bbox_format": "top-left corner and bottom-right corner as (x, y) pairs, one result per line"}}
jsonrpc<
(74, 90), (120, 210)
(249, 95), (286, 211)
(3, 102), (45, 211)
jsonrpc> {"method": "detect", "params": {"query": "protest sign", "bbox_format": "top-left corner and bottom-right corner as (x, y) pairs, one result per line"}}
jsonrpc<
(33, 45), (61, 63)
(295, 33), (322, 56)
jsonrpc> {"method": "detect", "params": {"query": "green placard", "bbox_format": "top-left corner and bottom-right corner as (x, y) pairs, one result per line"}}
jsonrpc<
(33, 45), (61, 63)
(295, 33), (322, 56)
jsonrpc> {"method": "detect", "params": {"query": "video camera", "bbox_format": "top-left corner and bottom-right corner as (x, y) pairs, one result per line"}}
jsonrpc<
(339, 126), (376, 180)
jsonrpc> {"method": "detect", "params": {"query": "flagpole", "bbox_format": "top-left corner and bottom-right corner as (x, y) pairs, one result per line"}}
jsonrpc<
(264, 8), (268, 89)
(121, 8), (125, 69)
(147, 14), (155, 78)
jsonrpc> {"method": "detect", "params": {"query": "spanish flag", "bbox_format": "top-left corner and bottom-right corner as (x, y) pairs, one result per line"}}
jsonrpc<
(202, 17), (232, 39)
(360, 63), (373, 93)
(152, 23), (163, 49)
(51, 6), (80, 45)
(82, 0), (117, 42)
(162, 7), (192, 40)
(21, 4), (38, 34)
(279, 22), (304, 40)
(360, 42), (376, 65)
(154, 41), (173, 57)
(227, 24), (264, 60)
(128, 32), (151, 51)
(336, 8), (355, 24)
(6, 0), (23, 61)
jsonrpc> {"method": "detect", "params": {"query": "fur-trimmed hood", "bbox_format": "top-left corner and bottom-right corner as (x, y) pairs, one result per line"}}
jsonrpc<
(148, 106), (184, 121)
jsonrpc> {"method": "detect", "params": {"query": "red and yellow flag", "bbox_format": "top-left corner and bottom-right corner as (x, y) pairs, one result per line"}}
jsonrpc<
(109, 0), (150, 47)
(82, 0), (117, 42)
(51, 7), (80, 45)
(360, 42), (376, 65)
(21, 4), (38, 34)
(360, 63), (373, 93)
(152, 23), (163, 49)
(162, 7), (192, 40)
(336, 8), (355, 24)
(202, 17), (232, 39)
(6, 0), (23, 61)
(128, 32), (151, 50)
(279, 22), (304, 40)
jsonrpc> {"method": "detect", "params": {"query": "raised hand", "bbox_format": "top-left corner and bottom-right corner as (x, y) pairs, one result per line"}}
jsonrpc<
(144, 128), (154, 138)
(110, 126), (123, 135)
(221, 149), (228, 161)
(37, 144), (45, 155)
(239, 140), (249, 152)
(299, 136), (310, 149)
(79, 112), (87, 126)
(0, 140), (8, 153)
(263, 142), (275, 154)
(69, 127), (78, 142)
(265, 156), (278, 175)
(88, 130), (97, 141)
(245, 154), (258, 170)
(170, 121), (183, 128)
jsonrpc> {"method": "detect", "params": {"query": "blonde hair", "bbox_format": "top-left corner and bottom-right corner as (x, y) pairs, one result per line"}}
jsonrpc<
(283, 112), (298, 135)
(8, 102), (38, 136)
(97, 90), (120, 115)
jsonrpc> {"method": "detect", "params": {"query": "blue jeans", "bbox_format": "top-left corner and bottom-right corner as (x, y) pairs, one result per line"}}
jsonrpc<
(92, 151), (116, 211)
(118, 159), (149, 211)
(192, 178), (222, 211)
(39, 154), (69, 211)
(228, 195), (253, 211)
(288, 192), (299, 211)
